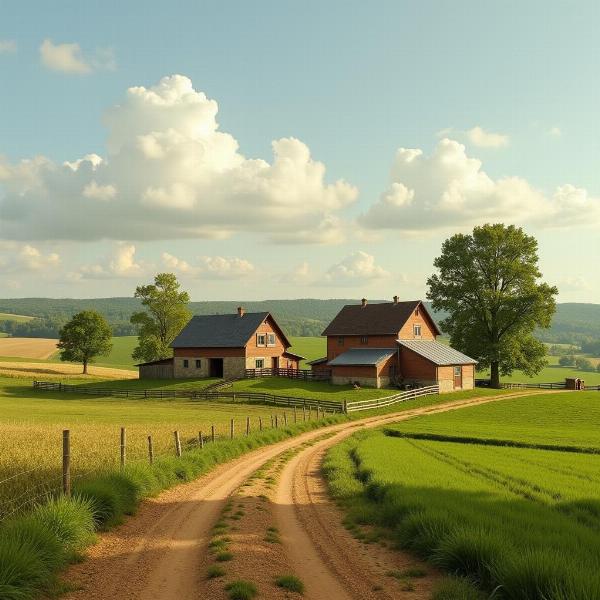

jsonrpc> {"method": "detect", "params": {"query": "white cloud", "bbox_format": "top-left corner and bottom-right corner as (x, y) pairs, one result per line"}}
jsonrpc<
(83, 181), (116, 201)
(162, 252), (256, 280)
(279, 261), (313, 284)
(0, 243), (60, 273)
(39, 39), (115, 74)
(466, 126), (509, 148)
(72, 243), (144, 280)
(325, 251), (389, 285)
(0, 40), (16, 54)
(548, 126), (562, 137)
(0, 75), (356, 243)
(361, 138), (600, 232)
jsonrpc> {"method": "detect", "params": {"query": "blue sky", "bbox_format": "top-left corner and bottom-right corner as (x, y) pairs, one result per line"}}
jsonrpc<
(0, 1), (598, 301)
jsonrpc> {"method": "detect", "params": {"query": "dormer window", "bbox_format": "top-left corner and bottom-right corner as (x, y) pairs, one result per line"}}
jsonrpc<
(414, 324), (422, 337)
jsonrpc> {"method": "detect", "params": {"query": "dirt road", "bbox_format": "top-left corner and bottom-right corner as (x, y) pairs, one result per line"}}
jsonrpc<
(65, 391), (541, 600)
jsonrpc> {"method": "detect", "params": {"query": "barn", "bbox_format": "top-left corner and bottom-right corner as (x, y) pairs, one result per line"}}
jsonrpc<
(309, 297), (477, 391)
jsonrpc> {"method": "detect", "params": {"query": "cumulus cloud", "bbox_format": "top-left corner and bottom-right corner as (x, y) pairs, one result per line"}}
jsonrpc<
(162, 252), (256, 279)
(0, 40), (16, 54)
(39, 39), (115, 74)
(279, 261), (313, 284)
(466, 126), (509, 148)
(547, 126), (562, 137)
(0, 75), (356, 243)
(0, 243), (60, 272)
(325, 251), (389, 285)
(360, 138), (600, 232)
(72, 243), (144, 280)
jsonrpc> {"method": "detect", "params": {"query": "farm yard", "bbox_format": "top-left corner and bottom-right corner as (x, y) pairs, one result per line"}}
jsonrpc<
(324, 391), (600, 599)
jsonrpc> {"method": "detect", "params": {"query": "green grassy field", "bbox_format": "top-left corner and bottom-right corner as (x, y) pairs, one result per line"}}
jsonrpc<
(325, 391), (600, 599)
(0, 312), (34, 323)
(386, 391), (600, 448)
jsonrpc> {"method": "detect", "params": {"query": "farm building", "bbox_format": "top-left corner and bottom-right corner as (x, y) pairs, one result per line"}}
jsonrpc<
(137, 307), (304, 380)
(309, 297), (476, 391)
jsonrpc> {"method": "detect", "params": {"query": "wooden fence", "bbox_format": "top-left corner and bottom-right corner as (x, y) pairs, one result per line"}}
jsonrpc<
(33, 381), (344, 413)
(344, 385), (440, 413)
(245, 367), (332, 381)
(475, 379), (600, 391)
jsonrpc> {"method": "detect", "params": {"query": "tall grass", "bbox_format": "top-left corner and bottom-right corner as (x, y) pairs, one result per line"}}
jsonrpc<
(323, 431), (600, 599)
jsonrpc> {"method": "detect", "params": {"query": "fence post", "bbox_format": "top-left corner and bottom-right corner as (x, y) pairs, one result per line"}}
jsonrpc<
(62, 429), (71, 497)
(246, 416), (250, 436)
(293, 406), (297, 423)
(211, 425), (216, 443)
(174, 431), (182, 457)
(303, 404), (306, 421)
(270, 414), (274, 428)
(147, 435), (154, 465)
(343, 400), (348, 414)
(259, 416), (263, 431)
(308, 406), (312, 420)
(275, 415), (279, 428)
(230, 419), (235, 439)
(199, 431), (204, 449)
(284, 412), (287, 426)
(317, 402), (320, 419)
(120, 427), (126, 470)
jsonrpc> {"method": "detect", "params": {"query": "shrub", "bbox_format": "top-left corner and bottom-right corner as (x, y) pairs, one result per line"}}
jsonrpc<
(215, 551), (233, 562)
(206, 564), (225, 579)
(275, 574), (305, 594)
(225, 579), (258, 600)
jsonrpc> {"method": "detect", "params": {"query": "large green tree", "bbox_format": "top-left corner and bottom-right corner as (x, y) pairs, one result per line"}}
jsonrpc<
(57, 310), (113, 374)
(131, 273), (191, 362)
(427, 224), (558, 388)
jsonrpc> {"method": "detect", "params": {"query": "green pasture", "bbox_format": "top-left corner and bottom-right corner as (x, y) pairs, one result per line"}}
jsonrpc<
(387, 391), (600, 448)
(0, 312), (34, 323)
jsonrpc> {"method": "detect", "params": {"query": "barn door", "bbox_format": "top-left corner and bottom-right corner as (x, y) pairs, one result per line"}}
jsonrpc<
(453, 366), (462, 389)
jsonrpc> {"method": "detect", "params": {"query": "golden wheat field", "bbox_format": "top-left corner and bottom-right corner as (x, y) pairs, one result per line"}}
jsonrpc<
(0, 337), (59, 360)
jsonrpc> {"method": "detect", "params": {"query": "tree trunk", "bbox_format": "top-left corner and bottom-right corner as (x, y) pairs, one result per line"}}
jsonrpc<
(83, 360), (88, 375)
(490, 361), (500, 388)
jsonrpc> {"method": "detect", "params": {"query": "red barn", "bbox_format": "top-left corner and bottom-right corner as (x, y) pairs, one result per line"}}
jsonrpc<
(309, 297), (476, 391)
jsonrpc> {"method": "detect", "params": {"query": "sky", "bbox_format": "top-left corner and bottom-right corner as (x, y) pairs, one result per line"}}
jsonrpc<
(0, 0), (599, 302)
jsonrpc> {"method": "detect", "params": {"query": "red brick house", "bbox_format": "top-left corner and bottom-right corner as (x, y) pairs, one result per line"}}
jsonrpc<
(138, 307), (303, 379)
(309, 298), (476, 391)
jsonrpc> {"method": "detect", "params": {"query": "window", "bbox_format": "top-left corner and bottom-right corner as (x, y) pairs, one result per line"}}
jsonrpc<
(183, 359), (189, 368)
(360, 336), (368, 344)
(413, 324), (422, 337)
(255, 359), (264, 369)
(338, 336), (344, 345)
(267, 333), (276, 346)
(256, 333), (266, 346)
(195, 359), (201, 369)
(454, 366), (462, 377)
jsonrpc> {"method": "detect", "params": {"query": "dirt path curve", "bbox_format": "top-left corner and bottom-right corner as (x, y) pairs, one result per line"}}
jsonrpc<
(65, 390), (545, 600)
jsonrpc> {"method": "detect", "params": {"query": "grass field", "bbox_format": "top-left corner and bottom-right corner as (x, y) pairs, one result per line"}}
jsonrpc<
(0, 312), (34, 323)
(325, 391), (600, 599)
(0, 337), (58, 359)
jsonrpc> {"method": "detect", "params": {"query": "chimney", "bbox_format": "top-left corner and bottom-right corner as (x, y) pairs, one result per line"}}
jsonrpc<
(237, 306), (245, 317)
(393, 295), (399, 305)
(361, 298), (367, 308)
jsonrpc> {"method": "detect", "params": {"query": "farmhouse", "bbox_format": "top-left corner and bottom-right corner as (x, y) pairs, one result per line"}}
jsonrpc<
(309, 297), (477, 391)
(137, 307), (304, 379)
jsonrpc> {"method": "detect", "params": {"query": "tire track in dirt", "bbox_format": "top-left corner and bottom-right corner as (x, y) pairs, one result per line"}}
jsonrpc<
(64, 390), (548, 599)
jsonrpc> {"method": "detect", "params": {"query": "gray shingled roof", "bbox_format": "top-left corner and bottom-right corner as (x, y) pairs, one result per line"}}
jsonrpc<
(171, 312), (272, 348)
(328, 348), (395, 367)
(398, 340), (477, 365)
(322, 300), (441, 336)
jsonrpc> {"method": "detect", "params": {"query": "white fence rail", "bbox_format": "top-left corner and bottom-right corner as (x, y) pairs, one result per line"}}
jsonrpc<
(344, 384), (440, 413)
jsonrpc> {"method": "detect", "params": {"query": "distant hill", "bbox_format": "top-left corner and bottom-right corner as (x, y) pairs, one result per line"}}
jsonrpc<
(0, 298), (598, 344)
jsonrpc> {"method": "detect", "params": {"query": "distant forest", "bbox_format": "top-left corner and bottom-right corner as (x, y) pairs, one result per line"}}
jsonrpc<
(0, 297), (599, 346)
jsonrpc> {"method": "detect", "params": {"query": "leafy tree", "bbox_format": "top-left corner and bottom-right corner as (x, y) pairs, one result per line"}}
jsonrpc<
(575, 357), (594, 372)
(559, 355), (576, 367)
(427, 224), (558, 388)
(57, 311), (112, 374)
(131, 273), (191, 362)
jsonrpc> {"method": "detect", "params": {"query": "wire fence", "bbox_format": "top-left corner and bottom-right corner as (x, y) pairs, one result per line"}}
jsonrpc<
(0, 405), (334, 522)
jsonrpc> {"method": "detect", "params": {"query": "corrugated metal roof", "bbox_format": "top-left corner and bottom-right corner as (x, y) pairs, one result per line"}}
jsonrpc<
(328, 348), (395, 366)
(322, 300), (441, 336)
(170, 312), (270, 348)
(398, 340), (477, 365)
